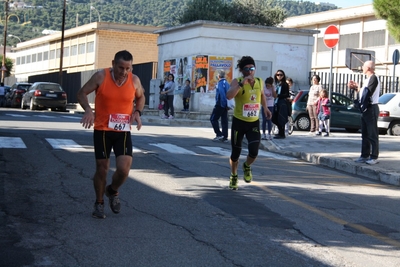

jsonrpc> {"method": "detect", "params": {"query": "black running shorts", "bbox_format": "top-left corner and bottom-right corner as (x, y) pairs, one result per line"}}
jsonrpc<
(93, 130), (133, 159)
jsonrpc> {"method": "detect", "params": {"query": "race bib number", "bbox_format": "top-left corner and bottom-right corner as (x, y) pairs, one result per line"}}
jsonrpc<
(242, 103), (260, 118)
(108, 114), (131, 131)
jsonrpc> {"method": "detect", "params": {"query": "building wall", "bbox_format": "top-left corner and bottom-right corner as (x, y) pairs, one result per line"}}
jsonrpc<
(282, 4), (400, 77)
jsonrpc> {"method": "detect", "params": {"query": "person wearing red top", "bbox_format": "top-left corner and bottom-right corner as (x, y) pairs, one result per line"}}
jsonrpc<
(315, 89), (331, 137)
(77, 50), (145, 219)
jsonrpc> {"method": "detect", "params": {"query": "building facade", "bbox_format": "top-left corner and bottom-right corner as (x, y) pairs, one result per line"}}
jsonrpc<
(12, 22), (160, 81)
(282, 4), (400, 77)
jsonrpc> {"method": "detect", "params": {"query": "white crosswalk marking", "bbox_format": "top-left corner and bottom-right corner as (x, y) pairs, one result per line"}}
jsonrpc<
(257, 150), (297, 160)
(61, 116), (81, 120)
(149, 143), (197, 155)
(132, 146), (141, 153)
(0, 137), (27, 148)
(46, 138), (84, 150)
(198, 146), (231, 157)
(5, 114), (28, 117)
(35, 115), (57, 118)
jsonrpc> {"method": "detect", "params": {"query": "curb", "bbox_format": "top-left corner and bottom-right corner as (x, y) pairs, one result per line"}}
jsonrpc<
(260, 140), (400, 187)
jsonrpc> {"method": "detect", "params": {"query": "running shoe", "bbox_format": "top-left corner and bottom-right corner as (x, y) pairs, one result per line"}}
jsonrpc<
(323, 133), (329, 137)
(213, 136), (223, 141)
(105, 185), (121, 214)
(169, 115), (174, 119)
(366, 158), (379, 165)
(92, 202), (106, 219)
(229, 174), (238, 190)
(261, 134), (267, 140)
(354, 157), (368, 163)
(221, 138), (229, 143)
(243, 162), (252, 183)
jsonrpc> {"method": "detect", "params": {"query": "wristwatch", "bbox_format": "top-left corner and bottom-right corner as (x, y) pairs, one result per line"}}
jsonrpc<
(134, 110), (142, 116)
(238, 81), (244, 87)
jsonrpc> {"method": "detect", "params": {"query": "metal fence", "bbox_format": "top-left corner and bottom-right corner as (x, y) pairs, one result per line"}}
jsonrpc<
(311, 71), (400, 98)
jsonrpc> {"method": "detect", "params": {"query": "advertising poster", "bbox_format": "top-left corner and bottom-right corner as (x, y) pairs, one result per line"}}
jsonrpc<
(163, 59), (176, 83)
(175, 57), (193, 90)
(208, 56), (233, 92)
(193, 55), (209, 93)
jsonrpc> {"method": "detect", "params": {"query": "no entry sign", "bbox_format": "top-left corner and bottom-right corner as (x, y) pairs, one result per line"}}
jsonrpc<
(324, 25), (339, 49)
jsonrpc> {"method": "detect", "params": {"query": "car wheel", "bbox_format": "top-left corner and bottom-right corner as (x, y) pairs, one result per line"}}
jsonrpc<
(30, 98), (37, 110)
(295, 114), (310, 131)
(345, 128), (359, 133)
(21, 99), (27, 110)
(388, 121), (400, 136)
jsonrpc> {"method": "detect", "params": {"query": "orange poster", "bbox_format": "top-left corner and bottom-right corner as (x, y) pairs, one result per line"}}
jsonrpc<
(208, 56), (233, 92)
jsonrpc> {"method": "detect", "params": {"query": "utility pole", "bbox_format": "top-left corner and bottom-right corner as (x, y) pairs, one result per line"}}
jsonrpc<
(59, 0), (66, 87)
(1, 0), (9, 84)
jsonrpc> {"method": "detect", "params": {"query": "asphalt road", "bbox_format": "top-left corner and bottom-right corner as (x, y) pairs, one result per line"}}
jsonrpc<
(1, 108), (400, 267)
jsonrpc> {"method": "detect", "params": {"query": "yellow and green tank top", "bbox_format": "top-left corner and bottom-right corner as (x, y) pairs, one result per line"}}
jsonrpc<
(233, 77), (263, 122)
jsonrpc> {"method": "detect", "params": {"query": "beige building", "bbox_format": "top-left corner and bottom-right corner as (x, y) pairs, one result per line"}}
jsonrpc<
(12, 22), (160, 81)
(282, 4), (400, 76)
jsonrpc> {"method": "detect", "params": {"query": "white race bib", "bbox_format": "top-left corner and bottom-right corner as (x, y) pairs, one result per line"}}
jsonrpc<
(108, 114), (131, 131)
(242, 103), (260, 118)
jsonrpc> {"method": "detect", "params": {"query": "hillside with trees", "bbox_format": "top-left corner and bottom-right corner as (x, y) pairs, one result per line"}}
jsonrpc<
(0, 0), (337, 46)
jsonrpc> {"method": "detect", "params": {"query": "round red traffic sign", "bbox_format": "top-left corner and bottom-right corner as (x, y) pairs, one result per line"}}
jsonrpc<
(323, 25), (339, 49)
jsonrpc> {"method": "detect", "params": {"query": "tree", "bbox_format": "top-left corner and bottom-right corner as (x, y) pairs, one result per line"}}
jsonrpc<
(373, 0), (400, 42)
(178, 0), (230, 24)
(0, 55), (14, 78)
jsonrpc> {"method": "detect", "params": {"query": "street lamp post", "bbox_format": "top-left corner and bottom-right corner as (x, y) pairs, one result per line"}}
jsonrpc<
(8, 34), (21, 43)
(1, 0), (9, 84)
(90, 6), (101, 22)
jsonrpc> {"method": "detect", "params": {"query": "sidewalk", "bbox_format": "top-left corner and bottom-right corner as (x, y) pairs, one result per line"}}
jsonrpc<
(68, 106), (400, 187)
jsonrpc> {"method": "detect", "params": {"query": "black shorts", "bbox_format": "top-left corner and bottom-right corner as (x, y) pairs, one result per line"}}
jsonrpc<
(93, 130), (133, 159)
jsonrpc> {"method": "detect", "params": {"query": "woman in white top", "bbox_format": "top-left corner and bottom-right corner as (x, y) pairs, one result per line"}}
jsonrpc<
(307, 75), (323, 134)
(261, 77), (277, 140)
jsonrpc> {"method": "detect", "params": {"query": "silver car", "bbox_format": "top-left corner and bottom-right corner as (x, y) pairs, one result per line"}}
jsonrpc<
(378, 93), (400, 135)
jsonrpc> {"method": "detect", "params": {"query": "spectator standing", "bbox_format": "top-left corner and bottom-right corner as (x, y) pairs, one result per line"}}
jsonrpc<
(272, 70), (290, 139)
(226, 56), (271, 190)
(160, 73), (176, 119)
(181, 79), (191, 111)
(261, 77), (276, 140)
(307, 75), (322, 134)
(0, 83), (5, 107)
(315, 89), (331, 137)
(348, 60), (380, 165)
(76, 50), (145, 219)
(210, 70), (229, 142)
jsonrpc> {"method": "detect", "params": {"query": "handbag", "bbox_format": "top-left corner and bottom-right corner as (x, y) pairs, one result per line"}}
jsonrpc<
(159, 94), (167, 101)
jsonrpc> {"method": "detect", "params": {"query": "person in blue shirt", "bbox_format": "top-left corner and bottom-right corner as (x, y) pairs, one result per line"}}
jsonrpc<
(210, 70), (230, 142)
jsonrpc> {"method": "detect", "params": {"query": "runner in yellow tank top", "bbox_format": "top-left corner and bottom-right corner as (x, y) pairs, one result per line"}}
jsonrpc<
(226, 56), (272, 190)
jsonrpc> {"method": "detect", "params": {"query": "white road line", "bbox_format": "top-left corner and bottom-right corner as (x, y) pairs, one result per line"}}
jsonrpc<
(149, 143), (197, 155)
(199, 146), (296, 160)
(132, 146), (141, 153)
(34, 115), (57, 118)
(0, 137), (27, 148)
(5, 114), (28, 117)
(198, 146), (231, 157)
(61, 116), (81, 120)
(257, 150), (297, 160)
(46, 138), (84, 150)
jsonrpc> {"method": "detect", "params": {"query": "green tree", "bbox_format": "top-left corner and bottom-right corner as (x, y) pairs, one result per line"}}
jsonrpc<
(0, 55), (14, 78)
(178, 0), (230, 24)
(373, 0), (400, 42)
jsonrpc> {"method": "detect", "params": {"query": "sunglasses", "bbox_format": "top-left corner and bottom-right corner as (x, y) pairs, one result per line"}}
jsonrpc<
(243, 67), (255, 72)
(276, 74), (283, 77)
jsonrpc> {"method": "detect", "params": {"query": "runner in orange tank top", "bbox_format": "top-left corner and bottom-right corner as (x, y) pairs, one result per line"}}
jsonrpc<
(77, 50), (145, 219)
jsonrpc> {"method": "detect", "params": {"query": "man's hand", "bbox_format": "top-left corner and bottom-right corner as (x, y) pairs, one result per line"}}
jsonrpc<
(131, 112), (142, 131)
(80, 109), (95, 129)
(348, 80), (359, 90)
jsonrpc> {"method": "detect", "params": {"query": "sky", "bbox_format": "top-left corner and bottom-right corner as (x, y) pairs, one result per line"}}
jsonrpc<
(310, 0), (372, 8)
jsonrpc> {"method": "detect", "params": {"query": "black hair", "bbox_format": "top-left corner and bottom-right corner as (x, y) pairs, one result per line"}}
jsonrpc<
(185, 79), (190, 83)
(312, 74), (321, 83)
(236, 56), (255, 71)
(168, 73), (175, 82)
(265, 77), (274, 85)
(274, 69), (287, 84)
(114, 50), (133, 62)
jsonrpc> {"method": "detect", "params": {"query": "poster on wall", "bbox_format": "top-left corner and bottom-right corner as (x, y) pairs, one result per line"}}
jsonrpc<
(208, 56), (233, 92)
(193, 55), (209, 93)
(175, 57), (193, 90)
(163, 59), (176, 83)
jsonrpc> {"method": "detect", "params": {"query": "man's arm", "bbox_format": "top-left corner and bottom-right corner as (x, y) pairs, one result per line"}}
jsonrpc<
(367, 75), (379, 94)
(77, 70), (104, 129)
(131, 74), (145, 130)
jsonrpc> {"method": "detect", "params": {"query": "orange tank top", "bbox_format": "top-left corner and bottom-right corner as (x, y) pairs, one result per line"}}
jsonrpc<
(94, 68), (136, 131)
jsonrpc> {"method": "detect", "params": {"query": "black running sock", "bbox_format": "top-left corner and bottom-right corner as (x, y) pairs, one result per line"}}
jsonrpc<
(95, 200), (104, 204)
(107, 185), (118, 195)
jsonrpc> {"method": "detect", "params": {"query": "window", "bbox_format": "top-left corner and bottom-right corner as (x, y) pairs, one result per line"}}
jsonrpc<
(32, 54), (36, 63)
(363, 30), (385, 47)
(16, 57), (20, 65)
(21, 56), (26, 64)
(26, 55), (31, 64)
(78, 43), (85, 54)
(87, 41), (94, 53)
(38, 52), (42, 62)
(71, 45), (77, 56)
(56, 48), (61, 58)
(339, 33), (360, 50)
(50, 49), (55, 59)
(43, 51), (49, 60)
(317, 37), (330, 52)
(64, 46), (69, 57)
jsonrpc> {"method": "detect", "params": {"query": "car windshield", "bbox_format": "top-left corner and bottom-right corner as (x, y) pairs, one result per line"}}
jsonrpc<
(38, 84), (62, 91)
(378, 94), (395, 104)
(17, 85), (31, 90)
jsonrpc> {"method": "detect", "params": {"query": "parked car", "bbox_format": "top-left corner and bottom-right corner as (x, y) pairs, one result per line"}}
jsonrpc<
(1, 85), (11, 107)
(5, 82), (32, 108)
(291, 90), (361, 132)
(21, 82), (67, 111)
(378, 93), (400, 136)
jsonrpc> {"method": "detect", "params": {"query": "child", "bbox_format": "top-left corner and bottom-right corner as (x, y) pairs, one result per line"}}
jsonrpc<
(315, 89), (331, 137)
(182, 79), (191, 111)
(261, 77), (277, 140)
